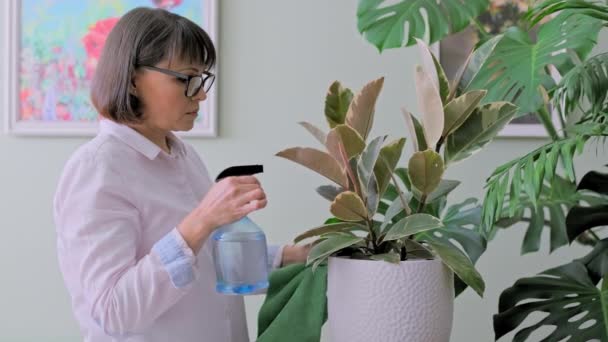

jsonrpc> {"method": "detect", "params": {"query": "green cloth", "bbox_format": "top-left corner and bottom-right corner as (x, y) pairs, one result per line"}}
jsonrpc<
(257, 263), (327, 342)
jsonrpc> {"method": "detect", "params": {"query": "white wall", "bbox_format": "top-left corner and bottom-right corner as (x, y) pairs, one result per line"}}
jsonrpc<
(1, 1), (605, 341)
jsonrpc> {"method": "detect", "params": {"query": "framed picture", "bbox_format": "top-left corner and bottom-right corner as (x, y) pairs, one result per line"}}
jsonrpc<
(438, 0), (561, 138)
(2, 0), (218, 137)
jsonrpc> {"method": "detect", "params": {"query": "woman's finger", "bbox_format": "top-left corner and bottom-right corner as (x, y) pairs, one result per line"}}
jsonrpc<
(238, 188), (266, 206)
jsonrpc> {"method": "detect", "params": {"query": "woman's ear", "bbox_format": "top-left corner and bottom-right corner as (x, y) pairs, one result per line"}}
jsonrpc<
(130, 71), (140, 96)
(130, 79), (138, 96)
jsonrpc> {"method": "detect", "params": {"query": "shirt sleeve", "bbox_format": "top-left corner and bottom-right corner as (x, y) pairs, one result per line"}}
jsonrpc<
(54, 156), (199, 337)
(267, 244), (284, 270)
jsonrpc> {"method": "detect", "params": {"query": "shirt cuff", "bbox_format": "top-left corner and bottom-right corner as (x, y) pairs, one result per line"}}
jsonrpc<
(152, 228), (197, 288)
(267, 244), (284, 270)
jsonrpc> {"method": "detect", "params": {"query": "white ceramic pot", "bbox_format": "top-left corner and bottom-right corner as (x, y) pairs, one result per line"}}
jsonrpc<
(327, 257), (454, 342)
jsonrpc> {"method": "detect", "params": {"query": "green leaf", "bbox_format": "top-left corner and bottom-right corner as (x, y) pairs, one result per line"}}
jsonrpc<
(425, 239), (485, 297)
(358, 135), (387, 199)
(432, 49), (450, 105)
(442, 90), (487, 137)
(366, 174), (380, 217)
(567, 171), (608, 243)
(417, 198), (487, 296)
(394, 168), (412, 192)
(549, 204), (569, 253)
(415, 65), (444, 149)
(298, 121), (327, 146)
(370, 252), (401, 264)
(401, 109), (427, 152)
(445, 102), (518, 165)
(330, 191), (368, 222)
(578, 239), (608, 284)
(404, 239), (434, 260)
(418, 179), (460, 203)
(307, 234), (364, 266)
(384, 214), (444, 242)
(494, 261), (608, 342)
(356, 0), (489, 51)
(326, 124), (366, 163)
(415, 38), (450, 104)
(325, 81), (353, 128)
(465, 14), (602, 114)
(482, 136), (590, 235)
(527, 0), (608, 34)
(380, 194), (411, 233)
(316, 184), (344, 202)
(521, 207), (544, 255)
(373, 137), (406, 197)
(345, 77), (384, 140)
(561, 139), (577, 182)
(459, 35), (502, 92)
(555, 52), (608, 116)
(408, 150), (444, 195)
(523, 158), (538, 207)
(276, 147), (347, 187)
(294, 222), (366, 244)
(509, 168), (522, 217)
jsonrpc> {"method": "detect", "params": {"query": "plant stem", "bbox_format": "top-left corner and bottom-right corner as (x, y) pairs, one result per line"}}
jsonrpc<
(367, 218), (378, 252)
(471, 17), (491, 41)
(382, 159), (412, 216)
(417, 194), (427, 214)
(338, 142), (361, 196)
(538, 106), (560, 141)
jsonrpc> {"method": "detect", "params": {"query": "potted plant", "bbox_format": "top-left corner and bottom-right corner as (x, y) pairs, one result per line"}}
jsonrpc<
(354, 0), (608, 340)
(275, 39), (517, 341)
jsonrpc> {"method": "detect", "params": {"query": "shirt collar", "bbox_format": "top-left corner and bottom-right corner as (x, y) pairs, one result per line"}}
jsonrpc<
(99, 119), (187, 160)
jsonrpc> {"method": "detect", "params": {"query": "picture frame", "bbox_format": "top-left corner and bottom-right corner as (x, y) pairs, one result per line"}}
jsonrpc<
(437, 0), (562, 138)
(2, 0), (218, 137)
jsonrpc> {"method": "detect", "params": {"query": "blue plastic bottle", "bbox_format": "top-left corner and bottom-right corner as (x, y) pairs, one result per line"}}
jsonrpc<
(211, 165), (269, 295)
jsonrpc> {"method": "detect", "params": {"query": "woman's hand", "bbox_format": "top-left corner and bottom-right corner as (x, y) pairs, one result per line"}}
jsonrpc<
(178, 176), (267, 253)
(281, 244), (312, 266)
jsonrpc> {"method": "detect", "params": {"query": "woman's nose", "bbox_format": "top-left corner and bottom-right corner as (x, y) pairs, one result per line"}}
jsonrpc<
(190, 87), (207, 102)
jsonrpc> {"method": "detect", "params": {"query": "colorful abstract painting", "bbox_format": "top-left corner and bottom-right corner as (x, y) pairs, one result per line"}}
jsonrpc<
(6, 0), (217, 136)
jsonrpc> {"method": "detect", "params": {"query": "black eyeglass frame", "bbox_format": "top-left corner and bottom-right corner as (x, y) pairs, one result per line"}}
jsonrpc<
(139, 65), (215, 97)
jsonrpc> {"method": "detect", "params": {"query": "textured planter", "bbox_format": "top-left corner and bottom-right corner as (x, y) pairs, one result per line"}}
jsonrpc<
(327, 257), (454, 342)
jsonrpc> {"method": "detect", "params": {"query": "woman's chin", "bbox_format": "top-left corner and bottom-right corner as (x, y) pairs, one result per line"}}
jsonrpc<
(174, 120), (196, 132)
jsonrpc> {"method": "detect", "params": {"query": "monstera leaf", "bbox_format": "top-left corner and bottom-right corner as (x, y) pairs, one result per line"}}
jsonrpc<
(464, 12), (602, 114)
(357, 0), (489, 52)
(567, 169), (608, 243)
(494, 260), (608, 342)
(417, 198), (487, 296)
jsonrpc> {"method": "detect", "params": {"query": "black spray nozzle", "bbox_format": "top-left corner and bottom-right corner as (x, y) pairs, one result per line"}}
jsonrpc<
(215, 165), (264, 182)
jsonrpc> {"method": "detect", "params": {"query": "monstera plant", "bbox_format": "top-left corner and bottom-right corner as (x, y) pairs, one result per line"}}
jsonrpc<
(353, 0), (608, 340)
(276, 39), (519, 297)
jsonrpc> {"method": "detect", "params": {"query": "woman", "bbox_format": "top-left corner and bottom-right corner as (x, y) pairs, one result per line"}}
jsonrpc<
(53, 7), (308, 342)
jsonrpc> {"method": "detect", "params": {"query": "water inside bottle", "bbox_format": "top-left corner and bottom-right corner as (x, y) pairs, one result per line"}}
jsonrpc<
(212, 229), (269, 295)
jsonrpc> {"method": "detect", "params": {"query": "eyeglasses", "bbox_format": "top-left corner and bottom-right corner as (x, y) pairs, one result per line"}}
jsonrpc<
(139, 65), (216, 97)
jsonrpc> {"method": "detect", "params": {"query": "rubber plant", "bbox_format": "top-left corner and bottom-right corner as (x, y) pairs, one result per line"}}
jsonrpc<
(276, 39), (518, 298)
